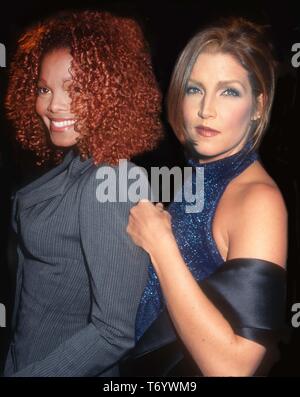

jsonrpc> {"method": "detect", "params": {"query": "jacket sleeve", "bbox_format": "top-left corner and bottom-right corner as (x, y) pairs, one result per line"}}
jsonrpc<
(10, 164), (150, 377)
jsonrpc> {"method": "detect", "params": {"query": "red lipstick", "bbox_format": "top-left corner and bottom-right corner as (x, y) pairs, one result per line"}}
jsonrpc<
(195, 125), (220, 137)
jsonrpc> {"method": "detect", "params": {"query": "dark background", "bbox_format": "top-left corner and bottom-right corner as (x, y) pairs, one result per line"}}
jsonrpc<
(0, 0), (299, 376)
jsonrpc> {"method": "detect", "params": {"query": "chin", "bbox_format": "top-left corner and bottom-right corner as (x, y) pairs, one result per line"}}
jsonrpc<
(50, 138), (77, 148)
(194, 142), (222, 158)
(49, 132), (79, 148)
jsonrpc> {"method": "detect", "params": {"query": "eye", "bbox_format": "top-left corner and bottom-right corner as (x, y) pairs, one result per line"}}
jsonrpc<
(185, 85), (202, 95)
(222, 88), (240, 97)
(37, 86), (50, 95)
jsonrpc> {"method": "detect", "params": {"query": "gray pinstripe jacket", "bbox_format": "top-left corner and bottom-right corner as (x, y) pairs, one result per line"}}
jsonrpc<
(3, 150), (149, 377)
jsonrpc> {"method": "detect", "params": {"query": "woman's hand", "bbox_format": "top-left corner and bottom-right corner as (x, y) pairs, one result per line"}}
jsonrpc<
(127, 200), (175, 258)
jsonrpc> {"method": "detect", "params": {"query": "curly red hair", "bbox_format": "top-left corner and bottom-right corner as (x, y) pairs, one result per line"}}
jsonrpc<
(5, 10), (164, 165)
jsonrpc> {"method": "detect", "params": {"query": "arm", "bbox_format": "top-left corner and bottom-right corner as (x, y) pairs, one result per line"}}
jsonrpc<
(11, 166), (149, 377)
(127, 185), (287, 376)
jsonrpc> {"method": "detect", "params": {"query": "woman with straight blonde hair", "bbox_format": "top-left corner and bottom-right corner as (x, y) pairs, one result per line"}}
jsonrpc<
(122, 17), (288, 377)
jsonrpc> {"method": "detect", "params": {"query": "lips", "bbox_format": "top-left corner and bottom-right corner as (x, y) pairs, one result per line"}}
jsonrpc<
(195, 126), (220, 137)
(49, 118), (76, 132)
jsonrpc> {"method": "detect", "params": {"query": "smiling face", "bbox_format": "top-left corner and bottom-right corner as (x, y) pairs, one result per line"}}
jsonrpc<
(182, 51), (261, 162)
(35, 48), (79, 147)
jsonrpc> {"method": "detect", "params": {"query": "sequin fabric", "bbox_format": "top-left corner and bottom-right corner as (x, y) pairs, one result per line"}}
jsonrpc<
(135, 143), (259, 340)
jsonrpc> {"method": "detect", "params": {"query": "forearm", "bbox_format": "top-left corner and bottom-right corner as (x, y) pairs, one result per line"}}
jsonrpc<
(10, 322), (134, 377)
(150, 237), (262, 376)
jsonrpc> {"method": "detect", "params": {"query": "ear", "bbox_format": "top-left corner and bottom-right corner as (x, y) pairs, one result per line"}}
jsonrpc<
(252, 93), (264, 121)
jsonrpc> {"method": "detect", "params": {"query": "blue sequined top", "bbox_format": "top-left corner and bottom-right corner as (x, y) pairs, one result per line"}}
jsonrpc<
(135, 143), (259, 340)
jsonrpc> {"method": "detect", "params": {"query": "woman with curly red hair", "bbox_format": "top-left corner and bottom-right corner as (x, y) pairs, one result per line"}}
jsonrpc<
(3, 10), (163, 377)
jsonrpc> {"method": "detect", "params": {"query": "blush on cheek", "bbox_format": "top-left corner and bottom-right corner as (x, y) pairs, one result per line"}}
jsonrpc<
(182, 101), (190, 122)
(35, 99), (43, 118)
(222, 102), (252, 134)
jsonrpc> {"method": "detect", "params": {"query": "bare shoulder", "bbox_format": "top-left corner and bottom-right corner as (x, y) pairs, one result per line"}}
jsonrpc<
(237, 180), (287, 216)
(226, 162), (288, 268)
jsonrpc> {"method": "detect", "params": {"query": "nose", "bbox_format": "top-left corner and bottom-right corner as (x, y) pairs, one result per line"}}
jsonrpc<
(48, 90), (71, 114)
(197, 94), (216, 119)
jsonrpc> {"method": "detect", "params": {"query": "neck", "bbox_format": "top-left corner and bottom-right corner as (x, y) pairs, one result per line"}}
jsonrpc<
(184, 137), (253, 165)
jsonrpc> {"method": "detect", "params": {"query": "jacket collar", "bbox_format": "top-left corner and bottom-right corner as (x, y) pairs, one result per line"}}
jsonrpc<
(16, 150), (95, 210)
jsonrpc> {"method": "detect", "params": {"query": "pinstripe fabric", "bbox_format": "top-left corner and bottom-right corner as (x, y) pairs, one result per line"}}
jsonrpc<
(3, 150), (149, 377)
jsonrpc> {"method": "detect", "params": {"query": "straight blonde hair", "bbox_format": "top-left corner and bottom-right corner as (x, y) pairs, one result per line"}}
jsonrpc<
(167, 17), (277, 151)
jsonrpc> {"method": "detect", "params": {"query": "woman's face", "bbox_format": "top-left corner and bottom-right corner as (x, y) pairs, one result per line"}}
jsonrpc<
(182, 51), (260, 162)
(36, 48), (79, 147)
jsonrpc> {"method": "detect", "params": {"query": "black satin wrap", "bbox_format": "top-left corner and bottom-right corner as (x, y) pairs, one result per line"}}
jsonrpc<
(120, 258), (288, 376)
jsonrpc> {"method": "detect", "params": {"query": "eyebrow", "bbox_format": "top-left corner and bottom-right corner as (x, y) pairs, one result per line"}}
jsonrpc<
(37, 78), (47, 84)
(188, 78), (247, 91)
(37, 78), (72, 85)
